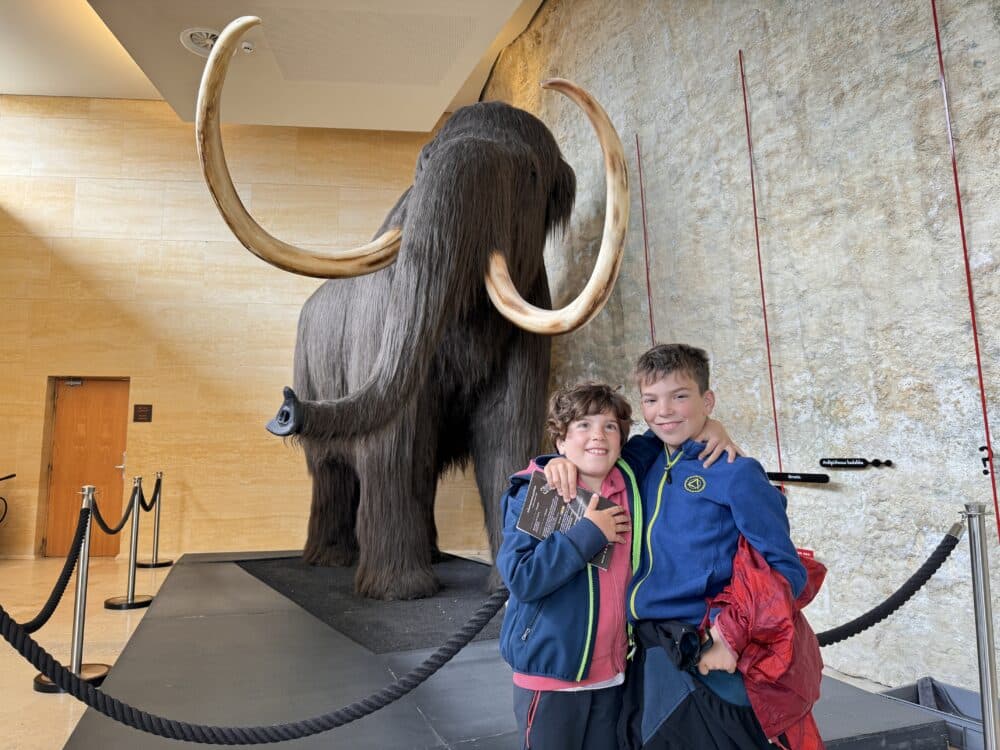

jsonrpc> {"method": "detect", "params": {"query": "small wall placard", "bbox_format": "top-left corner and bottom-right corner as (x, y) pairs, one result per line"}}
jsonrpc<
(133, 404), (153, 423)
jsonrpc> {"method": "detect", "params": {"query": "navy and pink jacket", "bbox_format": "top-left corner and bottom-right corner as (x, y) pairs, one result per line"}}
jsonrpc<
(498, 459), (642, 686)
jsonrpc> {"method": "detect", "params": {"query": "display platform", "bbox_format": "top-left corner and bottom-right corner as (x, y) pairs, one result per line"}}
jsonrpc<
(64, 552), (952, 749)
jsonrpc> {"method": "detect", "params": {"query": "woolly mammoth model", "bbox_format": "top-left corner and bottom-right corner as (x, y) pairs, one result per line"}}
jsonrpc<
(196, 17), (628, 600)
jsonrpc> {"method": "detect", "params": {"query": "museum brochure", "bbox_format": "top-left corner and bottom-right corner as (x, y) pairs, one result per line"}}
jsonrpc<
(515, 471), (613, 571)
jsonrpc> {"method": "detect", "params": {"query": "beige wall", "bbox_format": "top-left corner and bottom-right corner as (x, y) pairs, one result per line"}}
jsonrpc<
(0, 94), (488, 560)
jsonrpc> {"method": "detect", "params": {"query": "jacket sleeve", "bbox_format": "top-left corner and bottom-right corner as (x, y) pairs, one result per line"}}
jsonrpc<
(620, 430), (663, 478)
(726, 460), (807, 599)
(531, 453), (561, 469)
(496, 479), (609, 603)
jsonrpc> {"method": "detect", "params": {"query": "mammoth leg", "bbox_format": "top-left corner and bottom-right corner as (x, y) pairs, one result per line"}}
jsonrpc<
(354, 423), (440, 600)
(469, 329), (550, 588)
(302, 450), (360, 567)
(415, 457), (444, 564)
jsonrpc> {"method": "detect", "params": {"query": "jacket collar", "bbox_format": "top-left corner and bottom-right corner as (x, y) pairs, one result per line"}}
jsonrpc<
(666, 438), (707, 461)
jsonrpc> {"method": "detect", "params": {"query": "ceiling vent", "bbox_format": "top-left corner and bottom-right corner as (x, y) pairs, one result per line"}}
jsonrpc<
(180, 28), (219, 58)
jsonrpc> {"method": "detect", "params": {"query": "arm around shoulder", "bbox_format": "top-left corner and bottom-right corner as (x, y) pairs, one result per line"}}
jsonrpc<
(620, 430), (662, 477)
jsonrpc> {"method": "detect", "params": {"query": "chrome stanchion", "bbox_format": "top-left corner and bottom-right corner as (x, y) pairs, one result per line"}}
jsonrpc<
(104, 477), (153, 611)
(34, 486), (110, 692)
(964, 502), (1000, 750)
(137, 471), (172, 569)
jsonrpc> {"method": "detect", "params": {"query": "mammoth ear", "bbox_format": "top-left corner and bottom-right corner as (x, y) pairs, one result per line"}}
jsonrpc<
(546, 159), (576, 235)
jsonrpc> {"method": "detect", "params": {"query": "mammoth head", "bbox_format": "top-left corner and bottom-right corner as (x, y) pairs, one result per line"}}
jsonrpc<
(196, 16), (629, 336)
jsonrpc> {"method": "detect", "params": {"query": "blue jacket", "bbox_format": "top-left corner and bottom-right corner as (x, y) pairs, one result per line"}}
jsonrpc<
(626, 433), (807, 625)
(497, 461), (642, 681)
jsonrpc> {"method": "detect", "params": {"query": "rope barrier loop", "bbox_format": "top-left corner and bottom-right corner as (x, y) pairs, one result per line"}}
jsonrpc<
(139, 477), (160, 513)
(817, 522), (965, 647)
(91, 484), (137, 536)
(19, 508), (89, 634)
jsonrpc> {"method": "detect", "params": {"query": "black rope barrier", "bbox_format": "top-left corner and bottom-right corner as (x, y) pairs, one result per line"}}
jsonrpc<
(0, 586), (509, 744)
(91, 485), (137, 536)
(18, 508), (89, 634)
(139, 478), (160, 513)
(817, 526), (963, 647)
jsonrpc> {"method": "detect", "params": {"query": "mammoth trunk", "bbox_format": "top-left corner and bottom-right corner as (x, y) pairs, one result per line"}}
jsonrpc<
(297, 138), (527, 443)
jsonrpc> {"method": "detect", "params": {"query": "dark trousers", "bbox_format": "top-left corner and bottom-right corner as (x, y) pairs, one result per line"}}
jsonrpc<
(513, 683), (624, 750)
(620, 627), (773, 750)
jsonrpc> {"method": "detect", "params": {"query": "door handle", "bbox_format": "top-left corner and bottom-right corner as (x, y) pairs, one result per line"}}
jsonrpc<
(114, 452), (126, 478)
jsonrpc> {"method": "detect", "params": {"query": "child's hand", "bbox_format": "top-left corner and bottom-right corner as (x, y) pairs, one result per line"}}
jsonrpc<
(696, 418), (743, 468)
(544, 458), (579, 503)
(583, 494), (629, 543)
(697, 626), (738, 675)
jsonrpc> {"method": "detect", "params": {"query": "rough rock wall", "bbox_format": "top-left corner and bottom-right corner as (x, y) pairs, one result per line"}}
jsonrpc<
(485, 0), (999, 688)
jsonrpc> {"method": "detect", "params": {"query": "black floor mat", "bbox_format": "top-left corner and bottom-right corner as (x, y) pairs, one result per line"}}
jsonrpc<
(238, 554), (504, 654)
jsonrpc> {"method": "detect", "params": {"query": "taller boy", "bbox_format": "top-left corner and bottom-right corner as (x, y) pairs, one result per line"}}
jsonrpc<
(624, 344), (806, 748)
(547, 344), (808, 748)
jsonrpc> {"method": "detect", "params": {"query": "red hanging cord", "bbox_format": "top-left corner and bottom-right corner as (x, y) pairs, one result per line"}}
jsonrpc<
(635, 134), (657, 346)
(931, 0), (999, 538)
(739, 50), (785, 488)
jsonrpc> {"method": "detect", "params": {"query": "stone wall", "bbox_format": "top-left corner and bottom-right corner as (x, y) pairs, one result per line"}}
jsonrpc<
(485, 0), (999, 688)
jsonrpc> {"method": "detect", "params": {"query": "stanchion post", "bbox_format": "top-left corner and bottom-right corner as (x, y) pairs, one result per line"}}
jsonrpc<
(964, 502), (1000, 750)
(137, 471), (172, 569)
(34, 486), (110, 692)
(105, 477), (153, 611)
(70, 486), (93, 674)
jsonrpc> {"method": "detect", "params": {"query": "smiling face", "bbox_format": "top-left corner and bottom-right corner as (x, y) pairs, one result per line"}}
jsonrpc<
(555, 410), (623, 493)
(639, 371), (715, 451)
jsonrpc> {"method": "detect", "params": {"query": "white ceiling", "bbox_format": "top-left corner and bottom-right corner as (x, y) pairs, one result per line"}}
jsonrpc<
(0, 0), (542, 131)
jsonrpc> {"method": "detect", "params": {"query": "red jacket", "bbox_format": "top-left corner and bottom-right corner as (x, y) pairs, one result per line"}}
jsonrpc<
(709, 537), (827, 750)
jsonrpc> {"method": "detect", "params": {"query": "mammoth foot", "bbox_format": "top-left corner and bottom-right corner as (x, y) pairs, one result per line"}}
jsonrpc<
(355, 564), (441, 601)
(266, 386), (303, 436)
(303, 542), (358, 568)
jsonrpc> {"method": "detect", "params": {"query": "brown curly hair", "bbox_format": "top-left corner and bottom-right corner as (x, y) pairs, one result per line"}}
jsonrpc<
(546, 382), (633, 447)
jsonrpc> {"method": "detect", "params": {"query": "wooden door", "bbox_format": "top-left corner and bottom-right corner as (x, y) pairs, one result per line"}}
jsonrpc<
(45, 378), (130, 557)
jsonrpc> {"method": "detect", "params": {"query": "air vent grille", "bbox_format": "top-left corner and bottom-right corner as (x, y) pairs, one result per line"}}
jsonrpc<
(180, 28), (219, 58)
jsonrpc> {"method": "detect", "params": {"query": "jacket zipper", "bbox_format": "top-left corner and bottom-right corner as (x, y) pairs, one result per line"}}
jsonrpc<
(575, 564), (597, 681)
(521, 602), (544, 641)
(616, 460), (642, 658)
(629, 447), (680, 620)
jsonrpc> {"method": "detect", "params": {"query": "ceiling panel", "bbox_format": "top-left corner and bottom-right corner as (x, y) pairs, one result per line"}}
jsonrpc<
(85, 0), (541, 131)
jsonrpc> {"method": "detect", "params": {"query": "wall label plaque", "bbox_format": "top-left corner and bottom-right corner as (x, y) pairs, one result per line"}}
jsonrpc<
(767, 472), (830, 484)
(819, 458), (892, 469)
(133, 404), (153, 423)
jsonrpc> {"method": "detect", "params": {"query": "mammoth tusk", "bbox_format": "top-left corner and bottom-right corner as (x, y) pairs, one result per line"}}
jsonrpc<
(195, 16), (400, 279)
(485, 78), (629, 335)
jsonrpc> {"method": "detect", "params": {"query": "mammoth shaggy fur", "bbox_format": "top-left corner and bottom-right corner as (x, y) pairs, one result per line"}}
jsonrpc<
(293, 101), (575, 600)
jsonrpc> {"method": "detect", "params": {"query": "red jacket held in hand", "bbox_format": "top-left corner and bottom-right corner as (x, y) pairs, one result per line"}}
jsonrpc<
(709, 537), (827, 750)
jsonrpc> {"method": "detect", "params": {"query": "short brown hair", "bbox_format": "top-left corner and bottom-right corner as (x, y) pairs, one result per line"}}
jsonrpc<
(546, 382), (633, 445)
(634, 344), (710, 393)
